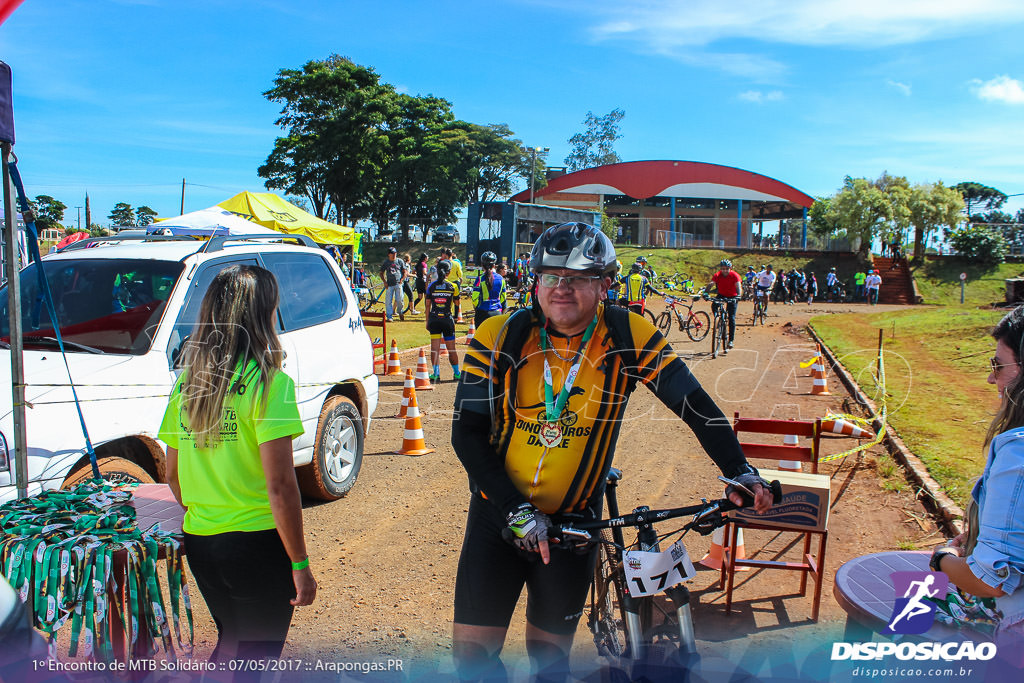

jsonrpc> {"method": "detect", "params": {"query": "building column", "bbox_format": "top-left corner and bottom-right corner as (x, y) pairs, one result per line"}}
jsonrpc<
(801, 207), (808, 249)
(737, 200), (743, 247)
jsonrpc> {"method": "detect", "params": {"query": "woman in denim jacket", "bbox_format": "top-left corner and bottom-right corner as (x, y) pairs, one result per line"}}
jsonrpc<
(933, 307), (1024, 667)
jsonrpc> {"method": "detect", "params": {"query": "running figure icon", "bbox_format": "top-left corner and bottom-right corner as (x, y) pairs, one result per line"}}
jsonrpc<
(887, 574), (939, 631)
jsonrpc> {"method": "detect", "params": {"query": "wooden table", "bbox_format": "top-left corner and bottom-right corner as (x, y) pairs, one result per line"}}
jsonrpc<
(111, 483), (186, 660)
(832, 550), (990, 642)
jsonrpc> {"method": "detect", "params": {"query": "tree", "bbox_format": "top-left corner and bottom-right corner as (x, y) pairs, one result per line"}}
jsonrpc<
(564, 109), (625, 172)
(947, 223), (1007, 265)
(260, 55), (395, 226)
(972, 210), (1013, 224)
(827, 173), (911, 256)
(954, 182), (1007, 219)
(460, 123), (536, 205)
(135, 206), (158, 227)
(907, 181), (964, 262)
(108, 202), (136, 227)
(30, 195), (67, 230)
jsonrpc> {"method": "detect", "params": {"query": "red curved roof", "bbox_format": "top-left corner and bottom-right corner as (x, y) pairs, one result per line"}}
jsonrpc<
(511, 160), (814, 208)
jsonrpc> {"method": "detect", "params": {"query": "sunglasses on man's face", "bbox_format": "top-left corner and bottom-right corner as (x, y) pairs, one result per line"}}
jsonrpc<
(537, 273), (603, 289)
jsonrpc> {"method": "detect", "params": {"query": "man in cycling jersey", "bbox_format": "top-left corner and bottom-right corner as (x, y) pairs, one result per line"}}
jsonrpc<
(451, 222), (771, 681)
(755, 264), (776, 308)
(625, 262), (662, 315)
(825, 267), (840, 302)
(707, 259), (742, 351)
(471, 251), (507, 328)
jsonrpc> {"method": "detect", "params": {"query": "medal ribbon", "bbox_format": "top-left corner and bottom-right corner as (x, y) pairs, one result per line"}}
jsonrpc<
(539, 315), (599, 424)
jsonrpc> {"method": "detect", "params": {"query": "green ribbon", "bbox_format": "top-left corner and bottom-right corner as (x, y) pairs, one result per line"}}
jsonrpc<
(0, 480), (192, 663)
(538, 315), (599, 424)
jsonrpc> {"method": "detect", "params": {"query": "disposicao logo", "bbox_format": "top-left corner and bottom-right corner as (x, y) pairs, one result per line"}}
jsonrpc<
(884, 571), (948, 635)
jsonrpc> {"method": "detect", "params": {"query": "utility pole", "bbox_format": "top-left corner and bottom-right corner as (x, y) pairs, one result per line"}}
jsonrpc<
(85, 193), (91, 231)
(521, 146), (549, 205)
(180, 178), (185, 215)
(74, 205), (82, 231)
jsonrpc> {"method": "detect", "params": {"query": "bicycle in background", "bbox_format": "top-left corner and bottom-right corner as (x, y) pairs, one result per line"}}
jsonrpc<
(704, 295), (738, 358)
(752, 288), (767, 326)
(655, 295), (711, 342)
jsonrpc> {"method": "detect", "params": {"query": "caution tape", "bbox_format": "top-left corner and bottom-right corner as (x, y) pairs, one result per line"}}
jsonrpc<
(0, 480), (193, 663)
(817, 343), (889, 463)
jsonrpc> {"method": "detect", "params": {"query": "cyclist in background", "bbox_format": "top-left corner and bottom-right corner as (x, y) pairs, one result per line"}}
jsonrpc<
(412, 252), (429, 314)
(444, 248), (465, 322)
(625, 262), (662, 315)
(807, 272), (818, 305)
(756, 264), (777, 308)
(471, 251), (507, 328)
(451, 222), (771, 682)
(607, 259), (623, 303)
(707, 259), (742, 351)
(743, 265), (757, 299)
(636, 255), (657, 283)
(825, 267), (840, 302)
(425, 260), (461, 382)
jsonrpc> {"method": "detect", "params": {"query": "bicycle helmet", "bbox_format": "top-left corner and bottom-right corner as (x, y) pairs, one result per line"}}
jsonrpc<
(615, 260), (622, 273)
(630, 263), (642, 274)
(529, 222), (616, 274)
(387, 246), (397, 255)
(419, 252), (428, 260)
(480, 251), (497, 268)
(437, 260), (451, 277)
(719, 259), (732, 269)
(830, 267), (836, 272)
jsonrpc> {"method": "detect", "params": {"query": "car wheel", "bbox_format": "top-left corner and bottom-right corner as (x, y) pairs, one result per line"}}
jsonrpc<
(62, 456), (155, 489)
(297, 395), (364, 501)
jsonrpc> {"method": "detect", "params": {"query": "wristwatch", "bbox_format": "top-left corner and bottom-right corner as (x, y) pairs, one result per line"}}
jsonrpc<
(929, 546), (957, 573)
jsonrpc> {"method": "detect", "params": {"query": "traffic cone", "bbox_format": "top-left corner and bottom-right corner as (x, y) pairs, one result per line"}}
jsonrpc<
(395, 369), (415, 419)
(779, 433), (803, 472)
(821, 415), (873, 438)
(809, 352), (830, 395)
(465, 319), (475, 344)
(414, 349), (433, 391)
(699, 526), (748, 571)
(386, 340), (402, 376)
(395, 387), (434, 456)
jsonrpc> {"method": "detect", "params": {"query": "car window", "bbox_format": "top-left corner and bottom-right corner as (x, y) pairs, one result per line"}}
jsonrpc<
(261, 252), (345, 331)
(0, 258), (183, 355)
(166, 257), (260, 367)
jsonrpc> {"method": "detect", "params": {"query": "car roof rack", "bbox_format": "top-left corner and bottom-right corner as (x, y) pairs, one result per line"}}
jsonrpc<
(198, 233), (318, 254)
(57, 234), (198, 252)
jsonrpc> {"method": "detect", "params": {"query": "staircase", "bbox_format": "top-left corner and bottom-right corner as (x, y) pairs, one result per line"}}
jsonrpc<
(870, 257), (916, 305)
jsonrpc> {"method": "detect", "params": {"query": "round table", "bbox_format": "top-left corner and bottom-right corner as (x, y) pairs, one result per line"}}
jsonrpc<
(833, 550), (989, 642)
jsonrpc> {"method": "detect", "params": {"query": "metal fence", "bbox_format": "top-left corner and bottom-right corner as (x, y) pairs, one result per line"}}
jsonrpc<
(602, 217), (852, 252)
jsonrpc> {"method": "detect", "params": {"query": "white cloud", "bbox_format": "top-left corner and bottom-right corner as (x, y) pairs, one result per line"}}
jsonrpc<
(972, 75), (1024, 104)
(588, 0), (1024, 49)
(887, 80), (912, 96)
(739, 90), (784, 103)
(578, 1), (1024, 78)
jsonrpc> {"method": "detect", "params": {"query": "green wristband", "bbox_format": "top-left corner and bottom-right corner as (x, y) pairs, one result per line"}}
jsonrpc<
(292, 557), (309, 571)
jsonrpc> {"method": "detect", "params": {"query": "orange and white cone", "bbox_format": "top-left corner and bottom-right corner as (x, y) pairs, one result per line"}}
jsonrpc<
(821, 415), (873, 438)
(699, 526), (748, 571)
(810, 352), (830, 395)
(414, 349), (433, 391)
(465, 319), (475, 344)
(395, 387), (434, 456)
(386, 340), (403, 376)
(395, 369), (415, 419)
(807, 344), (823, 376)
(779, 433), (803, 472)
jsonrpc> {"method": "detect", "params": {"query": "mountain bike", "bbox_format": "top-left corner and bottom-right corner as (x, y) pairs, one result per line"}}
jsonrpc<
(655, 296), (711, 342)
(751, 288), (767, 326)
(705, 295), (737, 358)
(356, 274), (411, 316)
(555, 469), (781, 681)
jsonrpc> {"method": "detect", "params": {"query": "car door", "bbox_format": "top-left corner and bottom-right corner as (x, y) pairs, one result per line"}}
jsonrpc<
(259, 251), (351, 460)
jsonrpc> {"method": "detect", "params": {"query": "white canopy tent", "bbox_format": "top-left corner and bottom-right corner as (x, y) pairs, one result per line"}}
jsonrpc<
(150, 206), (280, 237)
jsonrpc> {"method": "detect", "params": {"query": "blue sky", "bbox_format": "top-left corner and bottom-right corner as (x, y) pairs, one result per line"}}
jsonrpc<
(3, 0), (1024, 228)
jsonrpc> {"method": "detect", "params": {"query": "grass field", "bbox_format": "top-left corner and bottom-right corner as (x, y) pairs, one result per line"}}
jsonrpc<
(911, 258), (1024, 306)
(810, 306), (1005, 507)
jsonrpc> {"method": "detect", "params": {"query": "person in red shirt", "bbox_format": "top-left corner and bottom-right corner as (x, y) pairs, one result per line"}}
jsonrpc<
(708, 259), (742, 352)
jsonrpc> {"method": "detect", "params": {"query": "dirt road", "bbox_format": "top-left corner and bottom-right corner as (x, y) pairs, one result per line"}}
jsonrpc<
(184, 301), (943, 679)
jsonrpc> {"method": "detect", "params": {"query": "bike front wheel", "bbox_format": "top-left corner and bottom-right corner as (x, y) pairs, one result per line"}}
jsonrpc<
(591, 539), (629, 659)
(711, 315), (722, 358)
(685, 311), (711, 342)
(655, 311), (672, 338)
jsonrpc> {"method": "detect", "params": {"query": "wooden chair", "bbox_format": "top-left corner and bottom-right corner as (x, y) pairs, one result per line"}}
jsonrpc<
(361, 311), (387, 374)
(722, 413), (828, 621)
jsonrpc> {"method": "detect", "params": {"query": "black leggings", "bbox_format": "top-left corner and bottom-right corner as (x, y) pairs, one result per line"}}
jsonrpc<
(184, 529), (295, 666)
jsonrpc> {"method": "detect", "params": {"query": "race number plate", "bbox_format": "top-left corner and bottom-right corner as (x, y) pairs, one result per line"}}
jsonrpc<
(622, 540), (697, 597)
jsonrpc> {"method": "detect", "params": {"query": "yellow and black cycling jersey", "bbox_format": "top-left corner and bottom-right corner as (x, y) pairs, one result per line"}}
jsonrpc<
(456, 304), (698, 515)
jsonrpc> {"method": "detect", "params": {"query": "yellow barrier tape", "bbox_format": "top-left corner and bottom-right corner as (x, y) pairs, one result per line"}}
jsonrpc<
(799, 356), (817, 369)
(817, 342), (888, 463)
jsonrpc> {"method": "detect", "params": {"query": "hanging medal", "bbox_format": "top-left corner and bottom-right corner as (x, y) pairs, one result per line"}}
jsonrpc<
(538, 315), (598, 448)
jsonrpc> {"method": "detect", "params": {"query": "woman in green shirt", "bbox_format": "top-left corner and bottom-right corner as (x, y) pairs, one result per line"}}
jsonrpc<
(159, 265), (316, 667)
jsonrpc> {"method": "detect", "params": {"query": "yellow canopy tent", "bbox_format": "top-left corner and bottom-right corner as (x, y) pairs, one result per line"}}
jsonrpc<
(218, 192), (360, 254)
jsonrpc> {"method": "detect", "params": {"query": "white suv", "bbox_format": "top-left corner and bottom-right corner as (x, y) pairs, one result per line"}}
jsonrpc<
(0, 235), (379, 502)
